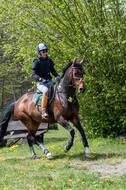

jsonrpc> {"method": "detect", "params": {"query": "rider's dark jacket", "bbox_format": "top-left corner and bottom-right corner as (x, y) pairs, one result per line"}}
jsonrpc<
(32, 55), (58, 82)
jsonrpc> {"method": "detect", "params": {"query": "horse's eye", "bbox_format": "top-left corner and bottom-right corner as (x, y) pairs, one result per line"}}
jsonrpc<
(74, 72), (78, 76)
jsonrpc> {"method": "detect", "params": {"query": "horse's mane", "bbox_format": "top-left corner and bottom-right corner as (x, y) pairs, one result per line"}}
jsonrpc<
(59, 62), (72, 80)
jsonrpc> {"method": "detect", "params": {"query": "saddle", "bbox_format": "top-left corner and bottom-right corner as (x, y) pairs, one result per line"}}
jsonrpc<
(33, 83), (56, 105)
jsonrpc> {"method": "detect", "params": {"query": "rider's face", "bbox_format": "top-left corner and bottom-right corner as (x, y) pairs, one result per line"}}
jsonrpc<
(40, 50), (48, 58)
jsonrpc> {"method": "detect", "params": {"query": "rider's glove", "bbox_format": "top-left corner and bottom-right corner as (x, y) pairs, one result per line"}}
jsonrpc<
(56, 76), (60, 82)
(39, 78), (43, 81)
(39, 78), (47, 83)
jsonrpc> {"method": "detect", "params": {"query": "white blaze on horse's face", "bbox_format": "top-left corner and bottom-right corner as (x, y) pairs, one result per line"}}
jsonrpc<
(72, 56), (86, 93)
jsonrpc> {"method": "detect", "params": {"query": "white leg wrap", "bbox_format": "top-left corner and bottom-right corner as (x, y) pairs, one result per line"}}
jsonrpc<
(85, 147), (92, 158)
(46, 152), (53, 159)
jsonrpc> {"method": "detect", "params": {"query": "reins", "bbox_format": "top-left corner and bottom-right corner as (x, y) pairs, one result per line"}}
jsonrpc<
(55, 64), (84, 105)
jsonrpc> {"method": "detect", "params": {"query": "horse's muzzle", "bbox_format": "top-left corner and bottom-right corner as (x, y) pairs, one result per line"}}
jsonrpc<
(79, 88), (86, 93)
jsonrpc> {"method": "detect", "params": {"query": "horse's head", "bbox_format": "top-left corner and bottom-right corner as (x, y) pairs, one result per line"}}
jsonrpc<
(70, 56), (86, 93)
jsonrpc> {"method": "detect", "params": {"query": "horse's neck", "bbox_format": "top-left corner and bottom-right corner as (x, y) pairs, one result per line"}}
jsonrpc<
(58, 70), (76, 95)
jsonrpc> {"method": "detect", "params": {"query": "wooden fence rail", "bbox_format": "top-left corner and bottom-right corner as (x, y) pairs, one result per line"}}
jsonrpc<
(2, 121), (48, 147)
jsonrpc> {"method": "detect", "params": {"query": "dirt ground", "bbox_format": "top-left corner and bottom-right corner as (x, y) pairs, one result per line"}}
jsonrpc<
(75, 160), (126, 177)
(89, 160), (126, 177)
(75, 136), (126, 177)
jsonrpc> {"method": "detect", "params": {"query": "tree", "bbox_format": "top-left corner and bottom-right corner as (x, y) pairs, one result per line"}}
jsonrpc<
(0, 21), (32, 111)
(1, 0), (126, 136)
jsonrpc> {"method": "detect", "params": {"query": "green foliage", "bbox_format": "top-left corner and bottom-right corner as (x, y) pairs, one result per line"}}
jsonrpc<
(0, 0), (126, 136)
(0, 26), (33, 111)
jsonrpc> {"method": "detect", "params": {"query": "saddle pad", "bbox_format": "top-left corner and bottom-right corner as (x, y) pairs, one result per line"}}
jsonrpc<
(33, 93), (42, 105)
(33, 84), (56, 105)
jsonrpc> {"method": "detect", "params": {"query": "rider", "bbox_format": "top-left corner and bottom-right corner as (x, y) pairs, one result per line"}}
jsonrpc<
(32, 43), (60, 119)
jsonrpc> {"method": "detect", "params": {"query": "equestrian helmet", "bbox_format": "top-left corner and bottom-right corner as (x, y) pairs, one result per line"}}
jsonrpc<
(36, 43), (48, 52)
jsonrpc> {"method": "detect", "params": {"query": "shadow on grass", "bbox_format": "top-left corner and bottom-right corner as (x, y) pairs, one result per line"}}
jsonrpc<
(1, 135), (122, 162)
(53, 152), (120, 161)
(2, 152), (121, 163)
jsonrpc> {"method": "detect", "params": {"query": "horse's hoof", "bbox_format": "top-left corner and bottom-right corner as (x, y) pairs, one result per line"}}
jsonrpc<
(85, 147), (92, 158)
(86, 153), (92, 158)
(46, 153), (53, 159)
(64, 146), (68, 153)
(33, 155), (39, 159)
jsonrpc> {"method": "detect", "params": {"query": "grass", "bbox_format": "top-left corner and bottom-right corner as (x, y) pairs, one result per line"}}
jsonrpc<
(0, 126), (126, 190)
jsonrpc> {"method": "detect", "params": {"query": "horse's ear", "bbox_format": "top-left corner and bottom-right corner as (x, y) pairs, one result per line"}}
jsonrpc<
(73, 57), (77, 65)
(80, 56), (86, 65)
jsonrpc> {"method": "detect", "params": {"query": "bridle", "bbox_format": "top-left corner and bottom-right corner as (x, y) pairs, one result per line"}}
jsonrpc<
(56, 64), (85, 91)
(71, 66), (85, 88)
(56, 64), (85, 105)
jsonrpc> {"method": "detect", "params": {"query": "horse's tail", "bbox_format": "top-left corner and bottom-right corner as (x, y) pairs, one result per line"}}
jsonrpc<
(0, 102), (16, 141)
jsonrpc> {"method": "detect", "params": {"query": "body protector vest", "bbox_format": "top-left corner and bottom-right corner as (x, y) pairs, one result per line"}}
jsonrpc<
(32, 56), (58, 82)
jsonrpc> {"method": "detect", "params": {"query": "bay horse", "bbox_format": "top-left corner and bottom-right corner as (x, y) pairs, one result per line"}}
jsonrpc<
(0, 57), (91, 159)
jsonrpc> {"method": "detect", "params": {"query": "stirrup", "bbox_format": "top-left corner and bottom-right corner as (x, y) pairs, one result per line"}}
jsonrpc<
(42, 112), (48, 119)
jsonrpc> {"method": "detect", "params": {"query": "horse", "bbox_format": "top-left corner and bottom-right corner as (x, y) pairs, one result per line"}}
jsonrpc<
(0, 56), (91, 159)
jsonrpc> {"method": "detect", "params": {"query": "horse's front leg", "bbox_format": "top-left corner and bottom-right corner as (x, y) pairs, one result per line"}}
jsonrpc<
(71, 117), (91, 158)
(58, 116), (75, 152)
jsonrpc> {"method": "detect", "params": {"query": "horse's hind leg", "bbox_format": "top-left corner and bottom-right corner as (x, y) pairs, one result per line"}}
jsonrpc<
(27, 133), (53, 159)
(27, 133), (38, 159)
(58, 116), (75, 152)
(33, 136), (53, 159)
(19, 115), (52, 159)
